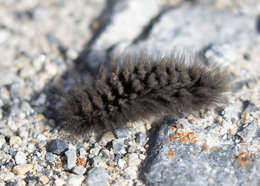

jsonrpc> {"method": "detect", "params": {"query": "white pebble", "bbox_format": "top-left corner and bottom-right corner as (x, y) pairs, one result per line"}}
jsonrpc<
(55, 178), (66, 186)
(125, 166), (138, 178)
(15, 151), (27, 165)
(128, 153), (141, 167)
(0, 135), (6, 148)
(118, 159), (127, 168)
(67, 175), (85, 186)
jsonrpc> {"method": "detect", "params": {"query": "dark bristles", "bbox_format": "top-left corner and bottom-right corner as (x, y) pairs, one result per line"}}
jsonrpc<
(58, 54), (228, 135)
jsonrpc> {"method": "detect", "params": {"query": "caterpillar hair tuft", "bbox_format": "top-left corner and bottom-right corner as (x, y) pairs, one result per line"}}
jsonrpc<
(56, 53), (229, 135)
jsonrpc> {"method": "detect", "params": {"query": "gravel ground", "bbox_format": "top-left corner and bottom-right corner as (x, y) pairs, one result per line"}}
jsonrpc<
(0, 0), (260, 186)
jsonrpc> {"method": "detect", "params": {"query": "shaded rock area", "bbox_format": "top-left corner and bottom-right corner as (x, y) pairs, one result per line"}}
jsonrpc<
(0, 0), (259, 185)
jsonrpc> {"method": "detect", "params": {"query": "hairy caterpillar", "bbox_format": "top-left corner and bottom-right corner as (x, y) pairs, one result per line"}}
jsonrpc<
(55, 53), (228, 135)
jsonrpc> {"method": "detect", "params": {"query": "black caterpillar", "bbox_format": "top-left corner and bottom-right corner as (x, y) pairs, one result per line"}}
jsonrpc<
(56, 53), (228, 135)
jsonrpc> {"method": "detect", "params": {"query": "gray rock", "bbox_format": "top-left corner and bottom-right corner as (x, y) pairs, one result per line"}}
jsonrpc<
(0, 67), (17, 87)
(26, 143), (35, 153)
(242, 100), (259, 112)
(3, 146), (16, 156)
(45, 152), (57, 162)
(89, 145), (101, 158)
(86, 167), (109, 186)
(65, 149), (77, 170)
(92, 156), (104, 167)
(141, 124), (260, 186)
(72, 166), (86, 175)
(67, 175), (84, 186)
(114, 128), (130, 138)
(10, 80), (25, 98)
(33, 93), (46, 105)
(86, 0), (162, 69)
(125, 6), (258, 62)
(100, 149), (111, 160)
(10, 104), (23, 118)
(41, 168), (50, 176)
(231, 80), (253, 92)
(46, 139), (68, 155)
(5, 181), (17, 186)
(135, 132), (147, 145)
(112, 139), (126, 155)
(20, 102), (33, 116)
(237, 121), (259, 143)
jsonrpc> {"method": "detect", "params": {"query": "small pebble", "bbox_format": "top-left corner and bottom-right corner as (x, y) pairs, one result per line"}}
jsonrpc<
(86, 167), (109, 186)
(243, 100), (259, 112)
(241, 112), (250, 124)
(19, 127), (29, 139)
(66, 48), (78, 60)
(67, 175), (85, 186)
(9, 136), (22, 146)
(54, 179), (66, 186)
(79, 148), (87, 158)
(20, 101), (33, 115)
(45, 63), (58, 75)
(0, 128), (13, 137)
(128, 153), (141, 167)
(45, 152), (57, 162)
(28, 7), (50, 21)
(100, 131), (115, 146)
(0, 67), (17, 87)
(5, 181), (18, 186)
(89, 145), (101, 157)
(4, 159), (15, 169)
(114, 128), (130, 138)
(3, 146), (16, 156)
(46, 139), (68, 155)
(37, 134), (47, 141)
(215, 116), (224, 125)
(12, 164), (33, 175)
(100, 149), (111, 159)
(125, 166), (138, 178)
(15, 151), (27, 165)
(39, 175), (49, 184)
(27, 143), (35, 153)
(0, 135), (6, 148)
(118, 159), (126, 168)
(92, 156), (105, 167)
(135, 132), (147, 144)
(139, 154), (146, 160)
(112, 139), (126, 154)
(41, 168), (50, 176)
(72, 165), (86, 175)
(34, 94), (46, 105)
(65, 149), (77, 169)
